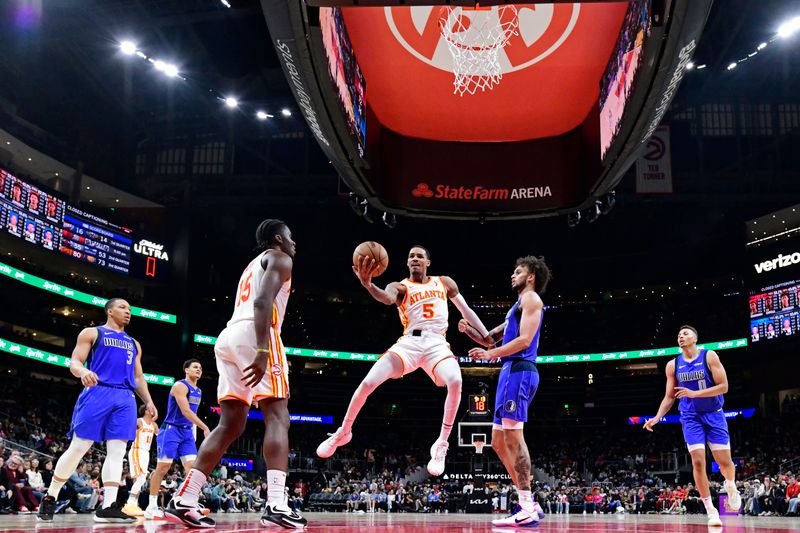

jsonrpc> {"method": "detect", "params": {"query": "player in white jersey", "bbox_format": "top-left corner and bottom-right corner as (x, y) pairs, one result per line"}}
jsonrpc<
(122, 405), (158, 516)
(317, 245), (490, 476)
(167, 219), (306, 530)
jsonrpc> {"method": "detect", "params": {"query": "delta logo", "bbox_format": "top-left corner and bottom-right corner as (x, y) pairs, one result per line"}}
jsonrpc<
(411, 182), (552, 201)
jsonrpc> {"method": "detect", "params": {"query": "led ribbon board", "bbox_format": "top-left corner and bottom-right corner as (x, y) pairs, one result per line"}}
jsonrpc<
(0, 261), (176, 323)
(194, 333), (747, 364)
(210, 406), (333, 424)
(628, 408), (756, 425)
(0, 336), (174, 386)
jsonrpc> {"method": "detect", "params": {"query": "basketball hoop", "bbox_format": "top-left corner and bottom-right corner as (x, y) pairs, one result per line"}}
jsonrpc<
(439, 5), (520, 96)
(473, 439), (486, 454)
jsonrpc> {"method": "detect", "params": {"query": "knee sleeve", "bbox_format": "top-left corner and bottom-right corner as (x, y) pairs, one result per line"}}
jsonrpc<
(54, 437), (94, 480)
(102, 439), (128, 484)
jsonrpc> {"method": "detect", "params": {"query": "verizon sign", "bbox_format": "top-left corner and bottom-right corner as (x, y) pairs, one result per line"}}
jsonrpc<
(753, 252), (800, 274)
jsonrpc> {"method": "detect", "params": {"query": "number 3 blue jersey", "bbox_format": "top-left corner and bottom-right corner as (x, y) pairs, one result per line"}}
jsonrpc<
(87, 326), (137, 390)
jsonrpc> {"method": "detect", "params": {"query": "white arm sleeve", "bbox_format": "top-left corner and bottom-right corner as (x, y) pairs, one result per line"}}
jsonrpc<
(450, 293), (489, 338)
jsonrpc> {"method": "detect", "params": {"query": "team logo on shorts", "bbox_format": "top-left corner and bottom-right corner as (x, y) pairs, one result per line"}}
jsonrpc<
(505, 400), (517, 413)
(271, 364), (283, 376)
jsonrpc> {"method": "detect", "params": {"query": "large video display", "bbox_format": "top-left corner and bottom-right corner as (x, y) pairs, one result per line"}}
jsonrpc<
(0, 167), (167, 280)
(747, 232), (800, 344)
(320, 6), (367, 158)
(599, 0), (652, 159)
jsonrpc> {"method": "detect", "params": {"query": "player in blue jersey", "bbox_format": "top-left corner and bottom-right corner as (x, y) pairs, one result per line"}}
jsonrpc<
(460, 255), (551, 528)
(144, 359), (210, 519)
(644, 325), (742, 527)
(37, 298), (158, 523)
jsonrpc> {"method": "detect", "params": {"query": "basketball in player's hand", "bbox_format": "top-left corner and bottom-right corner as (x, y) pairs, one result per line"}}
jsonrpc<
(353, 241), (388, 277)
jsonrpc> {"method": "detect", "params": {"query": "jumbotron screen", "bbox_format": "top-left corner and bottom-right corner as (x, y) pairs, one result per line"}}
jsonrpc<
(747, 224), (800, 344)
(599, 0), (652, 160)
(320, 6), (367, 158)
(0, 167), (168, 280)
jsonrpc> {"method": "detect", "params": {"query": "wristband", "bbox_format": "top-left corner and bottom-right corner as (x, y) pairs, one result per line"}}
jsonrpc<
(256, 348), (271, 353)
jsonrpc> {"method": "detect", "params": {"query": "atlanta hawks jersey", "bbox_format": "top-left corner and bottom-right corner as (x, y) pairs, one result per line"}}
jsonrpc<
(398, 276), (449, 334)
(227, 250), (291, 333)
(132, 418), (156, 451)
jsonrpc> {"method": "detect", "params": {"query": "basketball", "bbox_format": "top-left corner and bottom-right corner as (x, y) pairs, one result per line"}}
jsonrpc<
(353, 241), (388, 277)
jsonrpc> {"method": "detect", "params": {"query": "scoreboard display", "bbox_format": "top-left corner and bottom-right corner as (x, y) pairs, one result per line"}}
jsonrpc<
(468, 394), (490, 418)
(0, 167), (168, 280)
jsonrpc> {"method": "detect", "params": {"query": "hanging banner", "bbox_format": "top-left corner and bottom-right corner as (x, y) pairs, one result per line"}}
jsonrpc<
(636, 125), (673, 194)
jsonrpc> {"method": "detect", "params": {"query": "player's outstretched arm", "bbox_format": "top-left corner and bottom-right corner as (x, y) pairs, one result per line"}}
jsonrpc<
(643, 360), (676, 432)
(246, 251), (293, 388)
(469, 291), (542, 360)
(675, 350), (728, 399)
(70, 327), (99, 386)
(133, 339), (158, 421)
(172, 381), (211, 437)
(458, 320), (503, 348)
(441, 276), (489, 337)
(353, 256), (405, 305)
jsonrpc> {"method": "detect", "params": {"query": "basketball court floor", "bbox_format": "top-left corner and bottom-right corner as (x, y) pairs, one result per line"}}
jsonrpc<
(2, 512), (799, 532)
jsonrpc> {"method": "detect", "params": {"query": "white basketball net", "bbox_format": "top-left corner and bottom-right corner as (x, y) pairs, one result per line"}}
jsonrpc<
(439, 5), (520, 96)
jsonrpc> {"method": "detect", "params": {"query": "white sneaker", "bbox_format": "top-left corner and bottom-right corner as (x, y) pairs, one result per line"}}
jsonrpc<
(426, 439), (449, 476)
(316, 427), (352, 458)
(725, 481), (742, 511)
(707, 510), (722, 527)
(492, 510), (539, 528)
(144, 506), (164, 520)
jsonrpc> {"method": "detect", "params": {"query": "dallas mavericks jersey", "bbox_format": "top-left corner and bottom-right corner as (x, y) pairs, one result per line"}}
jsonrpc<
(500, 299), (543, 363)
(675, 349), (724, 413)
(164, 379), (202, 428)
(87, 326), (137, 389)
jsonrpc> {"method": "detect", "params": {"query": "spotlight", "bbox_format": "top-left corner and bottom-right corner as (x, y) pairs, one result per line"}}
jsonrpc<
(163, 63), (179, 77)
(584, 201), (601, 224)
(599, 191), (616, 215)
(727, 62), (737, 70)
(686, 62), (695, 70)
(757, 42), (768, 51)
(362, 204), (376, 224)
(778, 16), (800, 38)
(153, 60), (179, 77)
(256, 110), (272, 120)
(281, 108), (292, 117)
(225, 97), (238, 109)
(567, 211), (581, 228)
(348, 193), (363, 216)
(119, 41), (137, 55)
(382, 212), (397, 229)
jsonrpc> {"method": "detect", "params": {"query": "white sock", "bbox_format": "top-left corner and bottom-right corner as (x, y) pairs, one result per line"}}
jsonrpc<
(174, 469), (207, 506)
(702, 496), (715, 514)
(267, 470), (287, 506)
(127, 493), (138, 505)
(103, 486), (119, 509)
(518, 490), (534, 513)
(47, 479), (66, 499)
(724, 479), (738, 493)
(148, 495), (158, 509)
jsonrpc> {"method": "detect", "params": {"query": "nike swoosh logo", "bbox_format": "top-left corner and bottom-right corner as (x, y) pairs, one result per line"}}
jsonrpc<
(515, 517), (532, 523)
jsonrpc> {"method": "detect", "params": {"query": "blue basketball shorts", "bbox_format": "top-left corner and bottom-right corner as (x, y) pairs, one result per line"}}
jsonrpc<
(69, 385), (136, 442)
(680, 409), (730, 451)
(156, 424), (197, 461)
(494, 360), (539, 427)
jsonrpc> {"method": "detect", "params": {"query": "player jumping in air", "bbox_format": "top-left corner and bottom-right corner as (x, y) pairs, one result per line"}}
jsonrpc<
(317, 245), (490, 476)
